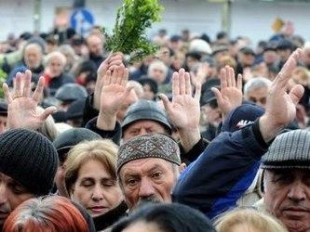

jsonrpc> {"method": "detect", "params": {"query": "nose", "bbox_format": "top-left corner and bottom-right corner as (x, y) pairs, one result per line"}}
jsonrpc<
(138, 128), (148, 136)
(91, 184), (103, 202)
(138, 177), (155, 198)
(0, 183), (8, 205)
(288, 181), (306, 203)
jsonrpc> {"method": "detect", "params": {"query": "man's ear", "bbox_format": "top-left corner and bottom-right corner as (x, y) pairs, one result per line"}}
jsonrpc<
(179, 162), (187, 173)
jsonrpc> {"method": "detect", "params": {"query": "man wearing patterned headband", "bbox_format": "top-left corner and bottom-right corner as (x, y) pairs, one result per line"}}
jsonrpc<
(117, 133), (182, 211)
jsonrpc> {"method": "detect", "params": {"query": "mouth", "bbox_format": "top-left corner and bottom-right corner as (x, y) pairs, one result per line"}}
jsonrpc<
(283, 208), (310, 219)
(88, 206), (108, 214)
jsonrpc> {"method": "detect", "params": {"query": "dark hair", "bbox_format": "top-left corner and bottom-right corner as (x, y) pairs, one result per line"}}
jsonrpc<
(111, 203), (216, 232)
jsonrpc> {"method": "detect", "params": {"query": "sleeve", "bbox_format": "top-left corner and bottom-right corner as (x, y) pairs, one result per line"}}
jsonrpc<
(172, 122), (269, 219)
(85, 117), (122, 145)
(82, 94), (99, 127)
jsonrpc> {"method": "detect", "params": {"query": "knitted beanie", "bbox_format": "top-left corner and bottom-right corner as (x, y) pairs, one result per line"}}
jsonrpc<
(261, 129), (310, 169)
(0, 128), (58, 195)
(117, 134), (181, 173)
(121, 100), (172, 133)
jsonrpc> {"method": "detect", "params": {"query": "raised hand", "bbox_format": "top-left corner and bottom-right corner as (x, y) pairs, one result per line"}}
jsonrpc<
(160, 68), (201, 152)
(3, 70), (56, 130)
(259, 48), (305, 142)
(96, 62), (133, 130)
(212, 65), (243, 120)
(94, 52), (123, 110)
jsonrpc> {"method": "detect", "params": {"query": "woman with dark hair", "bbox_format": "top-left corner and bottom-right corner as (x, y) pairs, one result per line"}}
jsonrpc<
(3, 195), (89, 232)
(111, 203), (216, 232)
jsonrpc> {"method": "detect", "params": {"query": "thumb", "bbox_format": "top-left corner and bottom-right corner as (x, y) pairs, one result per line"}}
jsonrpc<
(211, 87), (223, 105)
(39, 106), (57, 121)
(289, 84), (304, 106)
(158, 93), (171, 111)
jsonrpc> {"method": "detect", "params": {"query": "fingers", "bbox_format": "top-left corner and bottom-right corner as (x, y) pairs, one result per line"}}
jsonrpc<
(14, 72), (23, 98)
(274, 48), (302, 89)
(289, 84), (305, 106)
(172, 68), (192, 96)
(158, 93), (171, 112)
(172, 71), (180, 96)
(39, 106), (57, 121)
(191, 73), (202, 101)
(3, 83), (12, 104)
(23, 70), (32, 97)
(32, 76), (45, 103)
(237, 74), (243, 91)
(211, 87), (223, 106)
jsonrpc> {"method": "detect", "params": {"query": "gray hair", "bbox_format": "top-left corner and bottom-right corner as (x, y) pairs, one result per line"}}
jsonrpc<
(244, 77), (272, 97)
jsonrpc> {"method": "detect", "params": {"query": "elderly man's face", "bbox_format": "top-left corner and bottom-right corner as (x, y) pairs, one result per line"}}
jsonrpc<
(119, 158), (178, 211)
(0, 173), (34, 229)
(264, 169), (310, 232)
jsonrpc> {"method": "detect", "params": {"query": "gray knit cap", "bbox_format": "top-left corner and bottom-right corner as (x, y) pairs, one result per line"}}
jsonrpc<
(121, 100), (172, 133)
(117, 134), (181, 172)
(261, 129), (310, 169)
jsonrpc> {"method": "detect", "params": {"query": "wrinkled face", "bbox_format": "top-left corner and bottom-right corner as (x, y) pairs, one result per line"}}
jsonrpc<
(123, 120), (168, 142)
(123, 221), (164, 232)
(24, 44), (43, 69)
(245, 87), (269, 108)
(47, 56), (65, 77)
(0, 173), (34, 229)
(70, 159), (122, 218)
(264, 169), (310, 232)
(119, 158), (178, 211)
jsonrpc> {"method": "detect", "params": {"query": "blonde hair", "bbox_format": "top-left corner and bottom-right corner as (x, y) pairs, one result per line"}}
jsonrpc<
(214, 208), (288, 232)
(64, 139), (119, 195)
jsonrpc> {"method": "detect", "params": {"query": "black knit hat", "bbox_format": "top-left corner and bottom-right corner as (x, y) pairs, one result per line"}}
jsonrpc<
(53, 128), (101, 162)
(262, 129), (310, 169)
(0, 128), (58, 195)
(117, 133), (181, 173)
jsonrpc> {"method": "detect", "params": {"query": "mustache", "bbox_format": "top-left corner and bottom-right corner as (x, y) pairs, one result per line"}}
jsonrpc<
(136, 196), (161, 209)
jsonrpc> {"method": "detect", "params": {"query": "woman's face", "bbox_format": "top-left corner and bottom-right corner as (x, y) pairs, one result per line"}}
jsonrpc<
(70, 159), (123, 217)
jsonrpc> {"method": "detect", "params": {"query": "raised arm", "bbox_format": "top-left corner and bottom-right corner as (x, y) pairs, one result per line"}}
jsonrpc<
(212, 65), (243, 121)
(259, 48), (304, 142)
(3, 70), (56, 130)
(160, 68), (201, 152)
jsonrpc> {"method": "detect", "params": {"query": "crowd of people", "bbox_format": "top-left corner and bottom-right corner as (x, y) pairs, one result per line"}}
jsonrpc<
(0, 19), (310, 232)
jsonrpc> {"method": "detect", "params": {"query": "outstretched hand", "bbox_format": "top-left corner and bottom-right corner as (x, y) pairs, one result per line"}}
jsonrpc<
(259, 48), (304, 142)
(3, 70), (56, 130)
(212, 65), (243, 120)
(94, 52), (124, 110)
(160, 68), (201, 130)
(160, 68), (201, 152)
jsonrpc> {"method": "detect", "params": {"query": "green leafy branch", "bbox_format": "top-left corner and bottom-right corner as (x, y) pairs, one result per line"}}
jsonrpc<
(105, 0), (164, 62)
